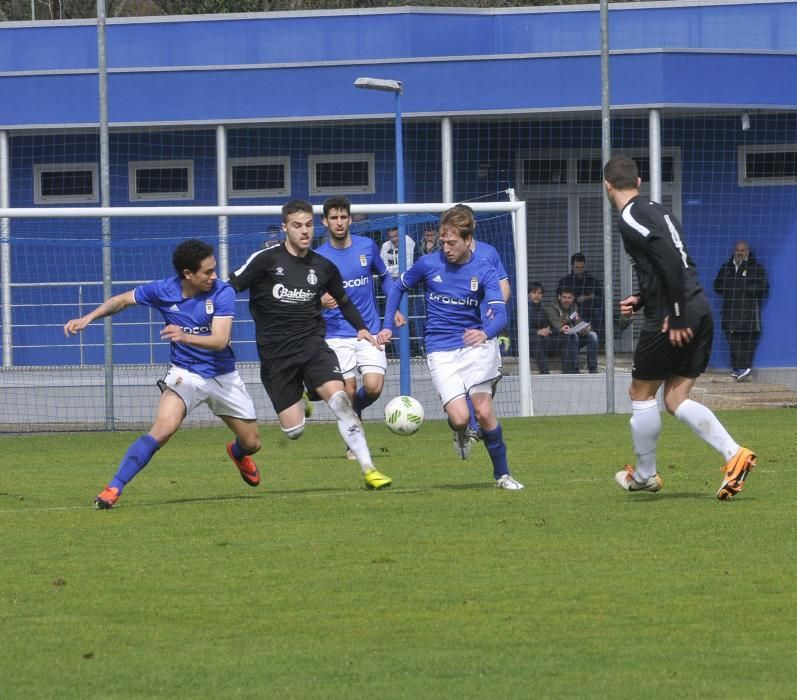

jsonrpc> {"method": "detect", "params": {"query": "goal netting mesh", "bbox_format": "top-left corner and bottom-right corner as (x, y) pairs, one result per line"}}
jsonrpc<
(0, 202), (536, 433)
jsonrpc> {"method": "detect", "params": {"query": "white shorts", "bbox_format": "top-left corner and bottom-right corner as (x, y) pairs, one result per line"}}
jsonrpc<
(427, 341), (502, 407)
(161, 366), (256, 420)
(326, 337), (387, 380)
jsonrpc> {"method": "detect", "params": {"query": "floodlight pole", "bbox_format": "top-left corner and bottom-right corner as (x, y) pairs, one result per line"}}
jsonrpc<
(354, 77), (411, 396)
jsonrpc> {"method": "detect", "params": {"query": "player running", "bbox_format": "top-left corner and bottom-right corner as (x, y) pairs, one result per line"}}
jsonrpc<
(316, 196), (404, 459)
(462, 206), (512, 452)
(63, 239), (262, 509)
(377, 204), (524, 490)
(228, 199), (391, 490)
(604, 154), (756, 499)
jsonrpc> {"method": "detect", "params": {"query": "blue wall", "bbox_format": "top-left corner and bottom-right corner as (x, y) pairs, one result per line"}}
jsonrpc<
(3, 3), (797, 128)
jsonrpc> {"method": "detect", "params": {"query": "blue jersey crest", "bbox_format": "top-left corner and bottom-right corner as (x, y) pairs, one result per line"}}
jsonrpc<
(134, 277), (236, 378)
(395, 251), (505, 352)
(316, 235), (390, 336)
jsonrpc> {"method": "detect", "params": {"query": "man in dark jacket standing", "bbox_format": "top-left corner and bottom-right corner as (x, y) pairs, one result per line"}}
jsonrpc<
(713, 241), (769, 381)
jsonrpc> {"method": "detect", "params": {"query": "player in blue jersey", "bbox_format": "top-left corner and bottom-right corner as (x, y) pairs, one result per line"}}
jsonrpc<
(377, 205), (524, 490)
(316, 197), (405, 458)
(63, 239), (262, 509)
(463, 208), (512, 444)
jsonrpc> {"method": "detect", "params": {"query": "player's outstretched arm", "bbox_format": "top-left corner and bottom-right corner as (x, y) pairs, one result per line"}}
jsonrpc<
(63, 290), (136, 336)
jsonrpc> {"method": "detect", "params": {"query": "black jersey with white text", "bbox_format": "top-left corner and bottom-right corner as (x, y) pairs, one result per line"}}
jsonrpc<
(229, 243), (354, 359)
(618, 196), (711, 330)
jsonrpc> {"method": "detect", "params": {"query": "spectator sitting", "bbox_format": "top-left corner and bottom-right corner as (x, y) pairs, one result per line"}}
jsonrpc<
(528, 282), (568, 374)
(556, 252), (604, 338)
(546, 287), (599, 373)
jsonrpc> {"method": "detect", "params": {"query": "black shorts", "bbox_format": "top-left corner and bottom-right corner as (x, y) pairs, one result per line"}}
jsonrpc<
(259, 338), (343, 414)
(632, 312), (713, 381)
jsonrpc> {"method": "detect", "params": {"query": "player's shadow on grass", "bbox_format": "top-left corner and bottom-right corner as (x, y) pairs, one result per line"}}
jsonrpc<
(428, 482), (497, 491)
(144, 484), (410, 507)
(624, 492), (724, 501)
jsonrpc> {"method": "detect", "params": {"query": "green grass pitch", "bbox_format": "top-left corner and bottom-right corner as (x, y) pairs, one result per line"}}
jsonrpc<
(1, 409), (796, 699)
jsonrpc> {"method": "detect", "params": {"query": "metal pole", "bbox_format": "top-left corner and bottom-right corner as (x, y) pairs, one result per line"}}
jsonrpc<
(441, 117), (454, 204)
(0, 131), (11, 367)
(216, 125), (229, 278)
(97, 0), (114, 429)
(600, 0), (616, 413)
(394, 90), (411, 396)
(513, 202), (532, 416)
(649, 109), (662, 204)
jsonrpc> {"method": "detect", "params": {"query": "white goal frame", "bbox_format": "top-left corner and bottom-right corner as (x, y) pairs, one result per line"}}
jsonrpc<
(0, 202), (533, 425)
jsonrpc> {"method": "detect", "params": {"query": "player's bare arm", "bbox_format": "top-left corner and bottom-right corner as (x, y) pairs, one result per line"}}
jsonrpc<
(63, 290), (137, 336)
(160, 315), (233, 351)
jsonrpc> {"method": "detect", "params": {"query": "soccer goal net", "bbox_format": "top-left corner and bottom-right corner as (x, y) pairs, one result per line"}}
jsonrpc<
(1, 201), (565, 433)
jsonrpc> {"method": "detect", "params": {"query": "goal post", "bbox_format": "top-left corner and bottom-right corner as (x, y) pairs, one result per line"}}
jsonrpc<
(0, 201), (532, 433)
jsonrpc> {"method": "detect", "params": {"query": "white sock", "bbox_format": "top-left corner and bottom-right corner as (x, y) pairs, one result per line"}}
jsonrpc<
(630, 399), (661, 480)
(674, 399), (739, 461)
(328, 390), (373, 474)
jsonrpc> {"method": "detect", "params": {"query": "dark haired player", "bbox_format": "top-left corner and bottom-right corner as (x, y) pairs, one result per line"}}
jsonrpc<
(229, 200), (391, 490)
(64, 239), (262, 509)
(603, 155), (755, 499)
(316, 196), (404, 459)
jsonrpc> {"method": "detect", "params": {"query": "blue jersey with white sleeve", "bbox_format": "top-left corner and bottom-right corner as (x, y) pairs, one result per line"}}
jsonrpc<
(134, 277), (237, 378)
(315, 234), (392, 337)
(384, 251), (506, 353)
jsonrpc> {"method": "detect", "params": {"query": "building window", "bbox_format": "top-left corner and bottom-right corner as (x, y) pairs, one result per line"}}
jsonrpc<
(738, 145), (797, 186)
(129, 160), (194, 201)
(228, 157), (290, 198)
(574, 156), (675, 184)
(33, 163), (99, 204)
(308, 153), (374, 195)
(521, 158), (568, 186)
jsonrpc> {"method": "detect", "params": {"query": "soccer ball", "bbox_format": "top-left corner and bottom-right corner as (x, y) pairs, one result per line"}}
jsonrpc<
(384, 395), (424, 436)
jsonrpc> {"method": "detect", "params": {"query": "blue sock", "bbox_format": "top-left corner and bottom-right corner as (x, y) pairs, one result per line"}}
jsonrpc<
(466, 395), (479, 432)
(482, 424), (509, 480)
(230, 438), (253, 460)
(353, 386), (378, 419)
(109, 434), (160, 493)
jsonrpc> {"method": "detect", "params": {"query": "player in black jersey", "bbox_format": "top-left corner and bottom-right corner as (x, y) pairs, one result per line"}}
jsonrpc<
(229, 200), (392, 490)
(603, 155), (755, 500)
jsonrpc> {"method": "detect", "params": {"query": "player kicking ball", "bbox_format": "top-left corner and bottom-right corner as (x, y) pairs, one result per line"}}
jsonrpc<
(64, 239), (262, 509)
(377, 204), (523, 490)
(604, 155), (755, 499)
(229, 199), (391, 490)
(316, 196), (405, 460)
